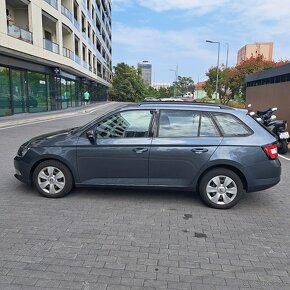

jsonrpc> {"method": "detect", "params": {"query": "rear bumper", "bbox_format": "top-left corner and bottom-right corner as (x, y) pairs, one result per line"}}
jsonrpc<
(246, 158), (281, 192)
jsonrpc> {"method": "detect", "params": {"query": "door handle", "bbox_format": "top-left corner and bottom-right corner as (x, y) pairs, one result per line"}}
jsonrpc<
(133, 148), (148, 154)
(191, 148), (208, 153)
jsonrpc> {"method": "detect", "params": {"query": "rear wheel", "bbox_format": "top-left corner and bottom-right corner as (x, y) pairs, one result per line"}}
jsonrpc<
(199, 168), (244, 209)
(33, 160), (73, 198)
(278, 139), (288, 154)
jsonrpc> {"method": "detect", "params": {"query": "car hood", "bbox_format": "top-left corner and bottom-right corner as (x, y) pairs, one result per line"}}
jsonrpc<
(25, 127), (79, 147)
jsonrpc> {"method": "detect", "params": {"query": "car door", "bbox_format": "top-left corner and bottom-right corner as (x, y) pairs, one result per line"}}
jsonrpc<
(149, 110), (223, 187)
(76, 109), (154, 186)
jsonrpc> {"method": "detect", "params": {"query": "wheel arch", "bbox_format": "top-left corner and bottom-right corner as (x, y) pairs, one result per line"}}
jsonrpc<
(196, 164), (248, 192)
(30, 157), (76, 186)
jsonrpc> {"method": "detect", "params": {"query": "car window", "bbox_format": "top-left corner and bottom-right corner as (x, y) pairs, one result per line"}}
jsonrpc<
(200, 114), (220, 137)
(95, 110), (152, 138)
(213, 113), (251, 136)
(158, 110), (200, 137)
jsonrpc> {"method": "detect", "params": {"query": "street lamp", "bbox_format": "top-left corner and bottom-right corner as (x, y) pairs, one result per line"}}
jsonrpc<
(169, 64), (179, 98)
(206, 40), (220, 99)
(225, 42), (229, 68)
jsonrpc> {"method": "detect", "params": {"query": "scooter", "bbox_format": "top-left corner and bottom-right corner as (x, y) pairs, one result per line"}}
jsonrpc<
(248, 105), (289, 154)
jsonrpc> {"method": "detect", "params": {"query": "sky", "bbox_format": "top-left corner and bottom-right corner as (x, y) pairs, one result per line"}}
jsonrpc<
(111, 0), (290, 84)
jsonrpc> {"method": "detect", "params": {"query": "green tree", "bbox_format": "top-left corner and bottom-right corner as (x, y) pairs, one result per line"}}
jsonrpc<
(204, 56), (290, 104)
(228, 55), (289, 101)
(204, 66), (232, 104)
(173, 76), (195, 96)
(109, 63), (147, 102)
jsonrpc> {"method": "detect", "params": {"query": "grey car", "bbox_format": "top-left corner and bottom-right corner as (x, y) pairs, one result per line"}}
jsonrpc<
(14, 102), (281, 209)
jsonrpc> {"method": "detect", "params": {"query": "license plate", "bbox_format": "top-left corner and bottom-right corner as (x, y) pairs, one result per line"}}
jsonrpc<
(279, 132), (289, 139)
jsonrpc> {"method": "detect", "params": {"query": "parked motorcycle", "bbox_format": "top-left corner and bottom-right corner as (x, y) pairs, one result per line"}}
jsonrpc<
(248, 105), (289, 154)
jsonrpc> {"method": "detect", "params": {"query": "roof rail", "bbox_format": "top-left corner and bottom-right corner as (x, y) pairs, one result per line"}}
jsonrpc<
(140, 101), (233, 109)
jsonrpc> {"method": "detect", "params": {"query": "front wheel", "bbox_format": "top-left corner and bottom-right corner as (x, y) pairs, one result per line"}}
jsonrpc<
(32, 160), (73, 198)
(199, 168), (244, 209)
(278, 139), (288, 154)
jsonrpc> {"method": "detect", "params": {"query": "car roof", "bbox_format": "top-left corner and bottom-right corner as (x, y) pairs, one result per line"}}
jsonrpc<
(121, 101), (235, 112)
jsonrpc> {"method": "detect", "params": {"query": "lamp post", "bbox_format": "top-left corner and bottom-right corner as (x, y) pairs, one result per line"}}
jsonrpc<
(225, 42), (229, 68)
(169, 64), (178, 98)
(206, 40), (220, 99)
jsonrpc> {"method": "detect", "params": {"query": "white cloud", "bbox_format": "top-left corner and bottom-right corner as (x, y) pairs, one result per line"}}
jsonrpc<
(112, 0), (290, 81)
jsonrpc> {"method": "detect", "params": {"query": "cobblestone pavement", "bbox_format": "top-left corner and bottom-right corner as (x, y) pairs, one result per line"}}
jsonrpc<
(0, 103), (290, 290)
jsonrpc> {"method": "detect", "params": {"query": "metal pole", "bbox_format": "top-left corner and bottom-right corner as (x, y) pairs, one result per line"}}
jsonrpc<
(225, 43), (229, 69)
(206, 40), (220, 99)
(216, 42), (220, 99)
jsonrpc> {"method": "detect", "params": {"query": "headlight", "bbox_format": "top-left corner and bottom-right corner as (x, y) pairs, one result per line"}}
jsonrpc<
(17, 145), (30, 157)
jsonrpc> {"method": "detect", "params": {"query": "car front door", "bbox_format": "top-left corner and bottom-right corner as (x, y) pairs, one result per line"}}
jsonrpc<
(76, 109), (154, 186)
(149, 110), (223, 187)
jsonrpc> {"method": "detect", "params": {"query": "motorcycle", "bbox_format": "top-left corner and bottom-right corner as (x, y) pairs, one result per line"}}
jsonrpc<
(248, 105), (289, 154)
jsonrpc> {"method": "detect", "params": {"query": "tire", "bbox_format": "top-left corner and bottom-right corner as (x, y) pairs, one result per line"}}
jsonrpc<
(278, 139), (288, 154)
(199, 168), (244, 209)
(32, 160), (73, 198)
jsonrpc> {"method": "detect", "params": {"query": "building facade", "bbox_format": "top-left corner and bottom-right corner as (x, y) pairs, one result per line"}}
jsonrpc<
(0, 0), (112, 117)
(246, 63), (290, 126)
(237, 42), (273, 65)
(137, 61), (152, 86)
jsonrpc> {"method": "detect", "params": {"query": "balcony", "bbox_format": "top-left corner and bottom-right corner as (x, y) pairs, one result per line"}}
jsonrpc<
(61, 5), (73, 22)
(45, 0), (58, 9)
(7, 25), (33, 44)
(75, 55), (81, 65)
(63, 47), (74, 60)
(43, 39), (59, 54)
(82, 60), (88, 69)
(73, 19), (80, 31)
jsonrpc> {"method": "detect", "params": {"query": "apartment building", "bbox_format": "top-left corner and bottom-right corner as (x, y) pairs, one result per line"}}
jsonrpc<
(0, 0), (112, 117)
(138, 61), (152, 86)
(237, 42), (273, 65)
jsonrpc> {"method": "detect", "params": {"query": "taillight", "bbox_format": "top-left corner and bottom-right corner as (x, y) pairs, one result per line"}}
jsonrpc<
(263, 144), (278, 159)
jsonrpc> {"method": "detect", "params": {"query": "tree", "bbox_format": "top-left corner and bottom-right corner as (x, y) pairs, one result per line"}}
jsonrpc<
(204, 65), (233, 104)
(204, 56), (290, 104)
(228, 55), (289, 101)
(109, 63), (147, 102)
(173, 76), (195, 96)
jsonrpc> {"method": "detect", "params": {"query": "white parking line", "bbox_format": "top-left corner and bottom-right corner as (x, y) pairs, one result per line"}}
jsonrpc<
(279, 154), (290, 161)
(0, 102), (114, 131)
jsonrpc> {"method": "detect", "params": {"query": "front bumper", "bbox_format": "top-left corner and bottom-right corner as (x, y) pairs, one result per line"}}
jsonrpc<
(14, 156), (32, 185)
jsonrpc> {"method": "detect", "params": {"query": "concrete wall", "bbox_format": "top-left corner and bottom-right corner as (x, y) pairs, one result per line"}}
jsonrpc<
(246, 82), (290, 125)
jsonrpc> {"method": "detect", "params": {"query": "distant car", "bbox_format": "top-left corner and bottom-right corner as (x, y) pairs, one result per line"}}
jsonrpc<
(14, 102), (281, 209)
(143, 97), (160, 102)
(161, 97), (184, 101)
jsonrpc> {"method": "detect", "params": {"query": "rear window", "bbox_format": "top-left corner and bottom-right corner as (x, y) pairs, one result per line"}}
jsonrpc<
(213, 113), (252, 137)
(157, 110), (221, 137)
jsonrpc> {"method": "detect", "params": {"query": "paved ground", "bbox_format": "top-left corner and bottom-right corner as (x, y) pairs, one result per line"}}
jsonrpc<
(0, 103), (290, 290)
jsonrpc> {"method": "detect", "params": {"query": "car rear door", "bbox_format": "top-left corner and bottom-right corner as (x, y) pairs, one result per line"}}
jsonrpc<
(149, 110), (223, 187)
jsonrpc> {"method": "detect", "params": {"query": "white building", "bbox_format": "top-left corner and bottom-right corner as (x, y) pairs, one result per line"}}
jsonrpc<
(0, 0), (112, 116)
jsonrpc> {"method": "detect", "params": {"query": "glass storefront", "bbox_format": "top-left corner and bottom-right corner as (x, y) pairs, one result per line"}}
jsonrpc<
(0, 66), (11, 117)
(27, 71), (49, 113)
(11, 69), (28, 114)
(0, 64), (107, 117)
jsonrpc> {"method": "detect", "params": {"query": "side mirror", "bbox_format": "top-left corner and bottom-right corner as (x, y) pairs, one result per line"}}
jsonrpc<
(86, 130), (95, 143)
(272, 107), (278, 112)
